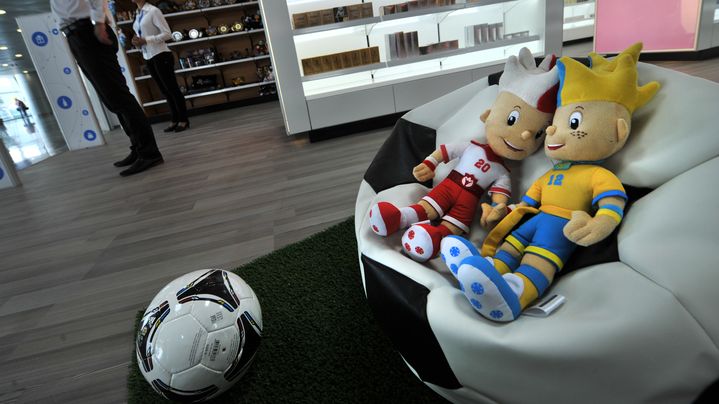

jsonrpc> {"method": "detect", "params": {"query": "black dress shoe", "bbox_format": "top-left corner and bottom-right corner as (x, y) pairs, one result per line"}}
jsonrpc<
(119, 156), (164, 177)
(113, 152), (137, 167)
(174, 121), (190, 132)
(163, 123), (178, 132)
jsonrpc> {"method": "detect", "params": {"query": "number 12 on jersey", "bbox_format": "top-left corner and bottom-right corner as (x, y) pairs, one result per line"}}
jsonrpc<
(548, 174), (564, 186)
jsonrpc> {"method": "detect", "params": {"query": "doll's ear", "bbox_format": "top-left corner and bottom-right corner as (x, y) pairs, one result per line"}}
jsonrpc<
(617, 118), (629, 143)
(480, 109), (491, 123)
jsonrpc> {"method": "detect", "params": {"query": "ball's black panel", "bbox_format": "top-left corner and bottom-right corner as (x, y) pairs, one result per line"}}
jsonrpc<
(224, 311), (262, 381)
(362, 254), (461, 390)
(695, 377), (719, 403)
(363, 118), (437, 194)
(136, 300), (170, 373)
(176, 270), (241, 311)
(151, 379), (218, 403)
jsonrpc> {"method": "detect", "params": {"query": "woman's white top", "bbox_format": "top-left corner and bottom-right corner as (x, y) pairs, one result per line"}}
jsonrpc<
(132, 3), (172, 60)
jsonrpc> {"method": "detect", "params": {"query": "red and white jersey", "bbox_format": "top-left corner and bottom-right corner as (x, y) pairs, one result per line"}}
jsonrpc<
(439, 141), (511, 197)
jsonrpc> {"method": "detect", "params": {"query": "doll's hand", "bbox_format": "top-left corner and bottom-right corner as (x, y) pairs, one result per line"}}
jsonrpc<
(563, 211), (618, 247)
(413, 163), (435, 182)
(480, 203), (507, 229)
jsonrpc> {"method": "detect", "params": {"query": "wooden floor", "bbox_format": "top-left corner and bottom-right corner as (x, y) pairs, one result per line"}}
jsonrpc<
(1, 52), (718, 403)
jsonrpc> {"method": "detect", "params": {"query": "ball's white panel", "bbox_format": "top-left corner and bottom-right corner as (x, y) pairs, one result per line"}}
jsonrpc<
(171, 364), (223, 391)
(201, 327), (241, 372)
(190, 301), (236, 333)
(426, 261), (719, 404)
(619, 156), (719, 345)
(403, 78), (490, 130)
(155, 315), (208, 373)
(606, 63), (719, 188)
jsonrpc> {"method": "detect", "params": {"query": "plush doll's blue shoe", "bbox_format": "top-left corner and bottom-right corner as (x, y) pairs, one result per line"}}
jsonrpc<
(456, 256), (522, 322)
(440, 235), (480, 277)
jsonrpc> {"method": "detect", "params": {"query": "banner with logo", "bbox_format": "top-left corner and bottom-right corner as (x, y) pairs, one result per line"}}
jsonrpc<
(16, 13), (105, 150)
(0, 140), (20, 189)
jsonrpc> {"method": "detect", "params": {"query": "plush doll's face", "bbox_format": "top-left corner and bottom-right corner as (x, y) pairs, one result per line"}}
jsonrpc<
(482, 91), (553, 161)
(545, 101), (631, 162)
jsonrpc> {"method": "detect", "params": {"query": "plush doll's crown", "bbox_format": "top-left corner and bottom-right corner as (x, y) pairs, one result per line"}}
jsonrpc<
(588, 42), (643, 72)
(556, 53), (660, 114)
(499, 48), (559, 113)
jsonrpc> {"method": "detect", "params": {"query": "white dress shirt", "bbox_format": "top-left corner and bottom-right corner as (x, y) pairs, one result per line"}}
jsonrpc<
(132, 3), (172, 60)
(51, 0), (108, 28)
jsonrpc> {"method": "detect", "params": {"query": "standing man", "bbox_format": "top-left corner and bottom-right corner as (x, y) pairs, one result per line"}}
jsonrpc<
(51, 0), (164, 176)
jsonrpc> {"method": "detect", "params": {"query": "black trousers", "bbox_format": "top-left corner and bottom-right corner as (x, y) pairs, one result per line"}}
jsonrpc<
(65, 23), (161, 159)
(146, 51), (188, 124)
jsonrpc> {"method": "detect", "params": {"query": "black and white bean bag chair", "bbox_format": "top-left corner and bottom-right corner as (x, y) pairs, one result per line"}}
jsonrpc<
(355, 62), (719, 403)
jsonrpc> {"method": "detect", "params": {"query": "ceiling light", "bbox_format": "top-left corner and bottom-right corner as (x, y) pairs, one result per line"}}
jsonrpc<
(17, 28), (22, 33)
(0, 10), (7, 15)
(0, 46), (7, 50)
(15, 53), (22, 57)
(22, 70), (28, 74)
(2, 64), (9, 67)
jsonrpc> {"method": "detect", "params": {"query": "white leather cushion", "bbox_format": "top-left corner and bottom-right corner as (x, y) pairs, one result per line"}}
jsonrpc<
(606, 63), (719, 188)
(619, 156), (719, 345)
(427, 261), (719, 404)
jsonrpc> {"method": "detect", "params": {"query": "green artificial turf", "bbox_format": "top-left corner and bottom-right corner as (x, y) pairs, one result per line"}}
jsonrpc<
(127, 217), (446, 403)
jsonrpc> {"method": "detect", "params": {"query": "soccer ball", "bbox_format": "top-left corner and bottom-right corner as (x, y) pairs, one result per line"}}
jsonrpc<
(136, 269), (262, 402)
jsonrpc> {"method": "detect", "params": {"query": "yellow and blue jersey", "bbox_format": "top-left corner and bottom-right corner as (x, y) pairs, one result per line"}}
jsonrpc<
(522, 163), (627, 219)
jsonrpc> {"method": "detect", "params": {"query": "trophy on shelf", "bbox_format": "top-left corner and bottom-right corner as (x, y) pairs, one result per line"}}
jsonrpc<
(206, 25), (219, 36)
(225, 0), (238, 4)
(198, 0), (211, 8)
(230, 21), (244, 32)
(218, 24), (230, 34)
(188, 28), (204, 39)
(211, 0), (224, 6)
(254, 40), (268, 56)
(156, 0), (178, 13)
(171, 31), (184, 42)
(231, 76), (246, 86)
(183, 0), (198, 10)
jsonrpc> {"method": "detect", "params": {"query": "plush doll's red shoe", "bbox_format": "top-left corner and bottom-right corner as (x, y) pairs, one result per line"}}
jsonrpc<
(368, 202), (402, 236)
(401, 223), (452, 262)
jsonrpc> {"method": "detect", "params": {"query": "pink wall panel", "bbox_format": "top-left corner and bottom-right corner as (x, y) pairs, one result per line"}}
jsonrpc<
(595, 0), (702, 53)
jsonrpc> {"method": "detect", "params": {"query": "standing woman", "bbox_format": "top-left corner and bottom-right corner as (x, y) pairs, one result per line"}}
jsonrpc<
(131, 0), (190, 132)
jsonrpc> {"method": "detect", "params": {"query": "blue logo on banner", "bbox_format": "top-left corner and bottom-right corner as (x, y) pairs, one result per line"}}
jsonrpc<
(63, 67), (71, 74)
(52, 28), (60, 35)
(82, 109), (89, 116)
(120, 66), (126, 73)
(0, 167), (4, 180)
(32, 32), (49, 47)
(57, 96), (72, 109)
(84, 130), (97, 141)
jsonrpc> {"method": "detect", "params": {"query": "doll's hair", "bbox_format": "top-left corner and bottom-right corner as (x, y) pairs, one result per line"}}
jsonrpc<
(557, 51), (660, 114)
(498, 47), (560, 113)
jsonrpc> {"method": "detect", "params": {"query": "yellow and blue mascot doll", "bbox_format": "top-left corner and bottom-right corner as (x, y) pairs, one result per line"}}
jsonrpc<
(440, 43), (660, 322)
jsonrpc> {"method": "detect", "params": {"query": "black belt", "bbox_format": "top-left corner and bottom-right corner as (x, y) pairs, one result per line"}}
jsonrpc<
(60, 18), (94, 37)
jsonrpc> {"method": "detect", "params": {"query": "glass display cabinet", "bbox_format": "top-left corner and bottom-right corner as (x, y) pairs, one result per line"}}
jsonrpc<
(260, 0), (563, 135)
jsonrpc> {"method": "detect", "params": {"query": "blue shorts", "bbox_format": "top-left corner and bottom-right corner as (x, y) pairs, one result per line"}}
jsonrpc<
(506, 212), (576, 271)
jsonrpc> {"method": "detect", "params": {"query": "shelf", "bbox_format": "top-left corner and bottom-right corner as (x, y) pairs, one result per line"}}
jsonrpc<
(134, 55), (270, 81)
(116, 1), (260, 26)
(292, 0), (517, 36)
(301, 35), (539, 82)
(142, 80), (275, 107)
(126, 29), (265, 54)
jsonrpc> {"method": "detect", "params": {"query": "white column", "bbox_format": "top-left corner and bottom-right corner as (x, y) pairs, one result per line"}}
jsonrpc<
(16, 13), (105, 151)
